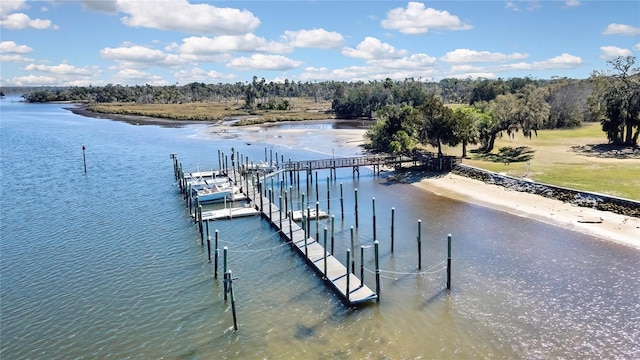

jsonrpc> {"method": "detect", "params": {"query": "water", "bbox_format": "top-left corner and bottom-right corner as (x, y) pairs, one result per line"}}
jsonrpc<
(1, 99), (638, 359)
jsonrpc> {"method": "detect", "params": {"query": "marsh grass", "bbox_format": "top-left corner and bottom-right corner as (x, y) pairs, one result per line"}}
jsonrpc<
(87, 98), (333, 124)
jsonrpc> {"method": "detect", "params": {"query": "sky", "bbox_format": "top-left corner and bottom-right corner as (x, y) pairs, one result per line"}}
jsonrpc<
(0, 0), (639, 87)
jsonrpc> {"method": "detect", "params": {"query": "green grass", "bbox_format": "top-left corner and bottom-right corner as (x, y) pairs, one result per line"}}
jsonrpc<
(422, 122), (640, 200)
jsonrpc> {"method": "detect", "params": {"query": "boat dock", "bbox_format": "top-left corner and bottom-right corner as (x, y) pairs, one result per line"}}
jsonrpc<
(247, 176), (378, 306)
(172, 153), (379, 306)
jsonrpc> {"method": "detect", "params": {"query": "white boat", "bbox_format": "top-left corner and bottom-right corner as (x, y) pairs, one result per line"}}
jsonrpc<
(192, 183), (239, 203)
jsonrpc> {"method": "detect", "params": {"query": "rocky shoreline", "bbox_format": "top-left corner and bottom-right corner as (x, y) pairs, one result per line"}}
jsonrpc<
(452, 164), (640, 218)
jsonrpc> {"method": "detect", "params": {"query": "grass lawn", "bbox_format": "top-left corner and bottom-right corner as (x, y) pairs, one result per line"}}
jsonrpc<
(425, 122), (640, 200)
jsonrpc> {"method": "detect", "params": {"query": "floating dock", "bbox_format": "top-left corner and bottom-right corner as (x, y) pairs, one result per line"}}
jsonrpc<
(201, 206), (259, 220)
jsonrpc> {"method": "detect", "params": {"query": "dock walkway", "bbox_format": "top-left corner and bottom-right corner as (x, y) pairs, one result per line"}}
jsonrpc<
(243, 171), (378, 306)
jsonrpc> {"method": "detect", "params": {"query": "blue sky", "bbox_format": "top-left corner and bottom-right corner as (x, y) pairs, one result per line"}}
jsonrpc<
(1, 0), (639, 86)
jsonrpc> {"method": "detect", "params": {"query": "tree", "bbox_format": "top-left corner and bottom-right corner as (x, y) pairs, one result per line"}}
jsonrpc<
(364, 104), (415, 154)
(452, 107), (483, 158)
(414, 95), (458, 157)
(598, 56), (640, 146)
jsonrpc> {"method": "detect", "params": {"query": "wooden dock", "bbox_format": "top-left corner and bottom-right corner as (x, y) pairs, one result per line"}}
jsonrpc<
(245, 172), (378, 306)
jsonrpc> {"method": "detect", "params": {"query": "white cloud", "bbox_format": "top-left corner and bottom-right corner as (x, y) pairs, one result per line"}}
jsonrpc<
(440, 49), (529, 63)
(100, 45), (187, 67)
(24, 63), (97, 76)
(381, 1), (472, 34)
(282, 29), (344, 49)
(6, 74), (56, 86)
(173, 67), (236, 83)
(227, 54), (303, 71)
(0, 12), (55, 30)
(117, 0), (260, 35)
(342, 37), (407, 60)
(112, 68), (167, 86)
(179, 34), (269, 55)
(368, 53), (437, 69)
(530, 53), (583, 70)
(603, 23), (640, 36)
(0, 40), (32, 54)
(505, 1), (541, 12)
(0, 0), (26, 17)
(599, 46), (633, 60)
(1, 54), (33, 62)
(564, 0), (581, 8)
(634, 43), (640, 51)
(299, 64), (437, 82)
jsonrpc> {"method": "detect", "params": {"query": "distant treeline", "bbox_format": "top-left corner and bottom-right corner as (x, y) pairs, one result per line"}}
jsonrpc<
(4, 56), (638, 147)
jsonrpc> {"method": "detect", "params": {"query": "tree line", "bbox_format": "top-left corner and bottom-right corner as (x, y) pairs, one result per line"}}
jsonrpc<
(6, 56), (638, 147)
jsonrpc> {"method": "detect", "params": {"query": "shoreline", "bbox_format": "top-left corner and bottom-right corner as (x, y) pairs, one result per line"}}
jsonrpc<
(413, 173), (639, 250)
(71, 106), (640, 250)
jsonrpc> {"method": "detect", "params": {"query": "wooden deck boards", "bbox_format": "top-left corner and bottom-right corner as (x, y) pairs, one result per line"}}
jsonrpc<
(241, 173), (377, 306)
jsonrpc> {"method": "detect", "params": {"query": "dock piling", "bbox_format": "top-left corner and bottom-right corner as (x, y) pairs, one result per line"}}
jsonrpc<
(354, 188), (359, 227)
(223, 246), (228, 300)
(391, 207), (395, 253)
(227, 270), (238, 331)
(350, 226), (355, 273)
(372, 197), (376, 241)
(215, 230), (219, 278)
(323, 227), (328, 278)
(417, 219), (422, 269)
(330, 215), (335, 255)
(340, 183), (344, 220)
(360, 245), (364, 287)
(447, 234), (452, 290)
(346, 248), (351, 303)
(374, 240), (380, 300)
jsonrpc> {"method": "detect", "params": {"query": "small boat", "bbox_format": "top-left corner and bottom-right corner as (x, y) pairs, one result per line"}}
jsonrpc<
(192, 183), (239, 203)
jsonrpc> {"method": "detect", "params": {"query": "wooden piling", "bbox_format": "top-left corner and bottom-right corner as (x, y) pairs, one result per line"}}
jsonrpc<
(288, 211), (293, 243)
(340, 183), (344, 220)
(206, 220), (211, 261)
(214, 230), (219, 278)
(360, 245), (364, 287)
(315, 201), (320, 241)
(330, 215), (335, 255)
(82, 145), (87, 174)
(223, 246), (228, 300)
(417, 219), (422, 269)
(447, 234), (452, 290)
(391, 207), (395, 253)
(346, 248), (351, 302)
(372, 197), (376, 241)
(279, 195), (283, 229)
(354, 188), (359, 227)
(228, 270), (238, 331)
(199, 205), (204, 245)
(350, 226), (355, 273)
(326, 176), (330, 214)
(315, 171), (319, 203)
(323, 227), (328, 278)
(268, 189), (273, 224)
(374, 240), (380, 300)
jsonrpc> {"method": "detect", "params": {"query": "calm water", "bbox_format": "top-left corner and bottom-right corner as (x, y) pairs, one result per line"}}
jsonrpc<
(1, 98), (638, 359)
